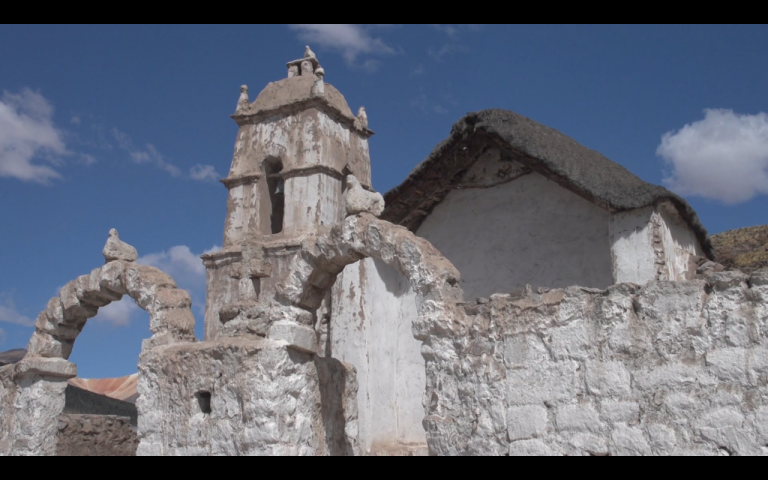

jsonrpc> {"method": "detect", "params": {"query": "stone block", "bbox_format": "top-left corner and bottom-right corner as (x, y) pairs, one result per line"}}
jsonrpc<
(696, 408), (756, 455)
(27, 332), (73, 359)
(506, 361), (582, 406)
(99, 260), (128, 295)
(756, 407), (768, 444)
(269, 321), (318, 354)
(14, 357), (77, 379)
(507, 406), (548, 441)
(550, 320), (591, 361)
(707, 271), (749, 291)
(707, 348), (750, 385)
(103, 229), (138, 263)
(59, 280), (96, 324)
(556, 405), (601, 433)
(569, 433), (609, 456)
(586, 361), (631, 398)
(123, 265), (172, 310)
(601, 402), (640, 425)
(152, 288), (192, 313)
(149, 308), (196, 337)
(749, 268), (768, 287)
(504, 334), (550, 369)
(663, 393), (697, 420)
(508, 439), (558, 457)
(634, 363), (714, 390)
(35, 311), (80, 342)
(647, 424), (677, 452)
(610, 426), (651, 456)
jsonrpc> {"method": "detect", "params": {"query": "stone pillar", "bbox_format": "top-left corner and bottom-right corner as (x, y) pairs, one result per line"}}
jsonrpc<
(222, 174), (262, 248)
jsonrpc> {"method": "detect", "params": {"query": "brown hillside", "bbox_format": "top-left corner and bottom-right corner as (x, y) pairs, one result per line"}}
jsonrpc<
(711, 224), (768, 274)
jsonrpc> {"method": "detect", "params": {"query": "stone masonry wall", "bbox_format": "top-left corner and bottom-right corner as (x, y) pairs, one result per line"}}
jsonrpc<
(421, 268), (768, 456)
(56, 415), (137, 457)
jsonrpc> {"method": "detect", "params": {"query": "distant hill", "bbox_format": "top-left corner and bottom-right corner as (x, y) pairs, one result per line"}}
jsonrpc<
(0, 349), (26, 366)
(69, 374), (139, 404)
(711, 225), (768, 274)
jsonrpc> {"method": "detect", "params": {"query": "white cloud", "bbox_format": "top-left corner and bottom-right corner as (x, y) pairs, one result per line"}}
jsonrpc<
(428, 43), (469, 62)
(658, 109), (768, 204)
(0, 295), (35, 328)
(430, 24), (482, 37)
(0, 89), (68, 183)
(289, 24), (395, 66)
(111, 129), (182, 178)
(411, 64), (426, 77)
(94, 299), (139, 327)
(190, 164), (220, 182)
(0, 328), (6, 345)
(70, 115), (81, 126)
(79, 153), (98, 165)
(138, 245), (207, 279)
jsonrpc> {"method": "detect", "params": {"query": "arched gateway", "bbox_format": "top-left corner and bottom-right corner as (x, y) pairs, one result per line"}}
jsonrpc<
(0, 230), (195, 456)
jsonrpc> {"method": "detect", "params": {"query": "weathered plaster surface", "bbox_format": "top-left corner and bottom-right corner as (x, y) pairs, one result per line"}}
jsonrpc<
(137, 337), (358, 456)
(330, 259), (425, 454)
(283, 173), (343, 236)
(420, 269), (768, 456)
(610, 203), (703, 285)
(56, 415), (137, 457)
(610, 207), (658, 284)
(658, 204), (704, 280)
(229, 109), (371, 187)
(417, 172), (614, 299)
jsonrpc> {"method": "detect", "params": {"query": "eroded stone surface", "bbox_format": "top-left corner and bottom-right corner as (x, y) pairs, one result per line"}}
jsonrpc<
(345, 175), (385, 217)
(102, 229), (138, 263)
(56, 415), (137, 457)
(421, 279), (768, 456)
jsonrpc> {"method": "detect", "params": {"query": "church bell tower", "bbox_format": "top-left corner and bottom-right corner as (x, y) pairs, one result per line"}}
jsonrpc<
(201, 47), (374, 341)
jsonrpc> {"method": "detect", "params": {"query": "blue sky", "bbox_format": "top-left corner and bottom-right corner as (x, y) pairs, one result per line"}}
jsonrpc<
(1, 24), (767, 378)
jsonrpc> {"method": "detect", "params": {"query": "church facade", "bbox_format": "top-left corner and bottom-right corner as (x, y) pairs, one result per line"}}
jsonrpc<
(2, 50), (767, 457)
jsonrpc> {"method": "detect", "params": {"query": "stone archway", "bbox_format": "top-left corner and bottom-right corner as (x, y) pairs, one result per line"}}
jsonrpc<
(0, 231), (195, 456)
(275, 213), (465, 454)
(277, 213), (463, 326)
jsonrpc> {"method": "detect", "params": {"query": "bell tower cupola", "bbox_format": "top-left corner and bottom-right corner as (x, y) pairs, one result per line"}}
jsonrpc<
(221, 47), (374, 247)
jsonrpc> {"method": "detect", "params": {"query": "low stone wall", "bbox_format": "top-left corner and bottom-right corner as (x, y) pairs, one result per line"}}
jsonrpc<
(137, 337), (359, 456)
(56, 415), (137, 456)
(421, 269), (768, 456)
(64, 385), (138, 426)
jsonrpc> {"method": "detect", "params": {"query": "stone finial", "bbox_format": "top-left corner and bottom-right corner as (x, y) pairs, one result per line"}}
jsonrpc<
(311, 75), (325, 98)
(236, 85), (249, 113)
(345, 175), (385, 217)
(103, 229), (138, 263)
(315, 65), (325, 78)
(304, 45), (317, 59)
(356, 107), (369, 129)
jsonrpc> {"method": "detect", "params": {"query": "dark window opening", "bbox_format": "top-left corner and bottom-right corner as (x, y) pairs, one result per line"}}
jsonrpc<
(341, 166), (352, 194)
(196, 391), (212, 415)
(264, 158), (284, 234)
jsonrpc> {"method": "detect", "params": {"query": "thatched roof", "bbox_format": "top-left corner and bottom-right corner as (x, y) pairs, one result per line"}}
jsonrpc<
(382, 109), (714, 259)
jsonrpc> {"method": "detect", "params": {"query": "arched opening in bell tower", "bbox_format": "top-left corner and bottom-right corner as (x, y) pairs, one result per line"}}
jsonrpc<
(263, 157), (284, 235)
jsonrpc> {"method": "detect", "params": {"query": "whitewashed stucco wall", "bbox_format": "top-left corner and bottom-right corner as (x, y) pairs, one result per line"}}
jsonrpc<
(610, 204), (703, 284)
(329, 258), (425, 454)
(415, 172), (614, 299)
(658, 206), (703, 281)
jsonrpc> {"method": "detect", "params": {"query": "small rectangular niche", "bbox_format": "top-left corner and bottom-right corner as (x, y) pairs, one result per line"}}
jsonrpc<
(196, 391), (212, 415)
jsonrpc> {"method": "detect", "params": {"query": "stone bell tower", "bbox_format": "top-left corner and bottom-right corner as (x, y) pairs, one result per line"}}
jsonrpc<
(201, 47), (374, 341)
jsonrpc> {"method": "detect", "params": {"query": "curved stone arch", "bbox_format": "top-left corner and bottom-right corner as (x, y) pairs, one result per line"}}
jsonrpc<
(2, 231), (196, 457)
(27, 259), (196, 362)
(277, 213), (464, 341)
